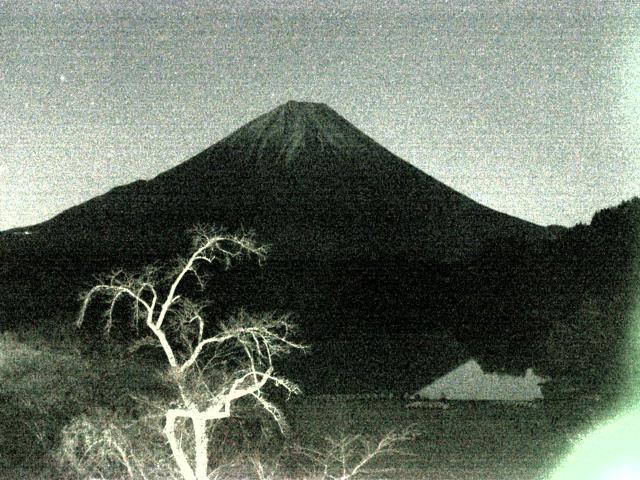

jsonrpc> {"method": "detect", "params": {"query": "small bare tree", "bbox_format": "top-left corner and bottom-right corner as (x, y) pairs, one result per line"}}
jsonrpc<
(77, 226), (303, 480)
(297, 429), (416, 480)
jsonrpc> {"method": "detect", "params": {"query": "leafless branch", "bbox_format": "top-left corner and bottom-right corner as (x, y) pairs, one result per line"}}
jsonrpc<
(75, 227), (302, 480)
(297, 428), (416, 480)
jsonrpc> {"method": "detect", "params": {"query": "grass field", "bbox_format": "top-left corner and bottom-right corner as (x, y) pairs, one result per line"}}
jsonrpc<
(0, 331), (611, 479)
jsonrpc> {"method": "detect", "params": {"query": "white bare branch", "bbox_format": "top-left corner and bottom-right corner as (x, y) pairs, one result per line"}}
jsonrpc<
(155, 228), (266, 331)
(76, 227), (302, 480)
(297, 428), (415, 480)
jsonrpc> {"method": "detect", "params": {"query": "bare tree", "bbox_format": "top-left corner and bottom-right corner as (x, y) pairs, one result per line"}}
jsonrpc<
(296, 429), (416, 480)
(77, 226), (303, 480)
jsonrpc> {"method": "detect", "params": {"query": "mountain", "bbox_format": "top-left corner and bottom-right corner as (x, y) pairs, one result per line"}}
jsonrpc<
(1, 101), (557, 392)
(5, 101), (545, 263)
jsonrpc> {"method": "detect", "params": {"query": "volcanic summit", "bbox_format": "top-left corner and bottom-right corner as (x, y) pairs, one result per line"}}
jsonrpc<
(14, 101), (545, 263)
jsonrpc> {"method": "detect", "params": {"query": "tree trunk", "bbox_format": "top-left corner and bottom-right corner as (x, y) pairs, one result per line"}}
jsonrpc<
(165, 409), (196, 480)
(192, 417), (209, 480)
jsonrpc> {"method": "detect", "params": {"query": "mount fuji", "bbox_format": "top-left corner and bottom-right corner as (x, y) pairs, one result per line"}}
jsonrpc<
(1, 101), (555, 392)
(10, 101), (545, 263)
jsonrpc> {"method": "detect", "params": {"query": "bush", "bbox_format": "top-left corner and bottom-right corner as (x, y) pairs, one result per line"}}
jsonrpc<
(292, 428), (416, 480)
(57, 407), (179, 480)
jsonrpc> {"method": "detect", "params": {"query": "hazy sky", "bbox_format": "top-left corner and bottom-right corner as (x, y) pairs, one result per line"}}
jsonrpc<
(1, 0), (639, 230)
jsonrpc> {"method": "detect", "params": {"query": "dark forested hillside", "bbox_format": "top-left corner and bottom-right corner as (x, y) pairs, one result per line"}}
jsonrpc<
(449, 197), (639, 396)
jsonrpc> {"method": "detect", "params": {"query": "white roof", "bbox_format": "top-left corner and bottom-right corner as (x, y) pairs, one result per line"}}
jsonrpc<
(416, 359), (547, 401)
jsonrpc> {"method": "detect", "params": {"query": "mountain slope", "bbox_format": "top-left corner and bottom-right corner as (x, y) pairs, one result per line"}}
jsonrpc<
(11, 101), (546, 263)
(0, 101), (558, 392)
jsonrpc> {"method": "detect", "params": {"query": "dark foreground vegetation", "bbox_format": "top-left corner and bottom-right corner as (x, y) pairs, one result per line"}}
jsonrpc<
(0, 328), (610, 479)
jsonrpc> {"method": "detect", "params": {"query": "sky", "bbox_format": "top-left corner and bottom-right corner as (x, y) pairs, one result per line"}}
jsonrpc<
(1, 0), (639, 231)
